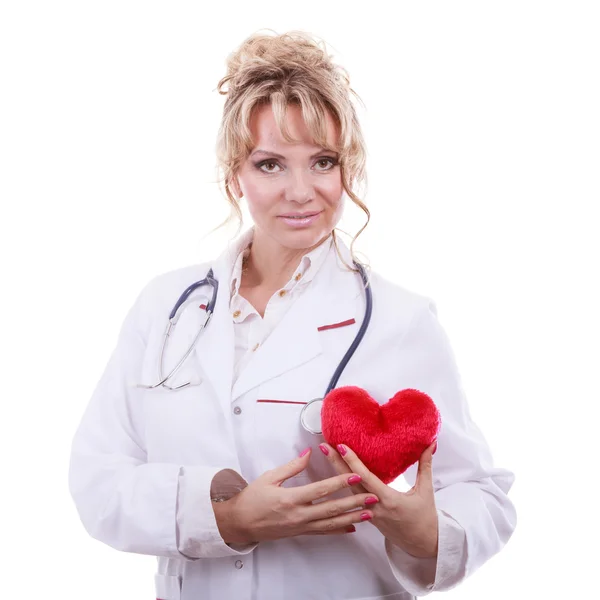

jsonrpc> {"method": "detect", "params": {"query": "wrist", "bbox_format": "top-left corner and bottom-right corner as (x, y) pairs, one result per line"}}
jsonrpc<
(383, 510), (439, 559)
(404, 520), (439, 559)
(213, 496), (250, 544)
(405, 536), (438, 559)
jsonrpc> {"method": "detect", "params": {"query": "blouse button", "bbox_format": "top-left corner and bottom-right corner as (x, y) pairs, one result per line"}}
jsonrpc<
(278, 290), (287, 297)
(233, 406), (242, 415)
(235, 560), (244, 569)
(294, 273), (302, 281)
(233, 310), (241, 318)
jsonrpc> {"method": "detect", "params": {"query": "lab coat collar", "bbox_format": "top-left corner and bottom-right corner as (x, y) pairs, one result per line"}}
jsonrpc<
(228, 231), (363, 403)
(229, 229), (334, 299)
(187, 227), (363, 412)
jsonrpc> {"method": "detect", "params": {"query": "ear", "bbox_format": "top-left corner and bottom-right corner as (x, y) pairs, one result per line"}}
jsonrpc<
(230, 176), (242, 200)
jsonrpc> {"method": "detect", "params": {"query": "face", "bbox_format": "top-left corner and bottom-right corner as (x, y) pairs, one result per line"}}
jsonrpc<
(232, 103), (344, 252)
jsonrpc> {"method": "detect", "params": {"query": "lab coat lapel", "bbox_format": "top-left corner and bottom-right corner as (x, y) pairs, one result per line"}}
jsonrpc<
(230, 238), (364, 402)
(183, 231), (252, 415)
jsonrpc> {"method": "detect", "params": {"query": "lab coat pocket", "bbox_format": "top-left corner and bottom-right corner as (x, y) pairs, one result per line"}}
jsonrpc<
(254, 399), (315, 486)
(154, 573), (181, 600)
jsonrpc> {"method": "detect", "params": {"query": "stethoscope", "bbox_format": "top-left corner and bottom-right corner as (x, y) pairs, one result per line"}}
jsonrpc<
(138, 262), (372, 435)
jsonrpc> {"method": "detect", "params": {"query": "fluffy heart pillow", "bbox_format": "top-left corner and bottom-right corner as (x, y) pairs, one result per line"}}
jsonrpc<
(321, 387), (442, 484)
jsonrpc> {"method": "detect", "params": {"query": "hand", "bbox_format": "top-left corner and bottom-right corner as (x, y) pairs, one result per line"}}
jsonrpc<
(319, 442), (439, 559)
(214, 448), (379, 544)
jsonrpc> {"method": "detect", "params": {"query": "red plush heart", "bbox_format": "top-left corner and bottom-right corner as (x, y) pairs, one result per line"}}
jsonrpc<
(321, 387), (441, 484)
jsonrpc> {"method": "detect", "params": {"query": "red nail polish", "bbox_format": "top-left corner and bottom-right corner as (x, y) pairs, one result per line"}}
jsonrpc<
(319, 444), (329, 456)
(360, 512), (372, 521)
(337, 444), (347, 456)
(364, 497), (378, 505)
(348, 475), (362, 485)
(433, 442), (438, 454)
(299, 447), (311, 458)
(346, 525), (356, 533)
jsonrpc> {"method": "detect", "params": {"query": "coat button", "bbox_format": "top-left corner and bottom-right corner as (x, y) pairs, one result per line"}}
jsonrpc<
(235, 560), (244, 569)
(233, 406), (242, 415)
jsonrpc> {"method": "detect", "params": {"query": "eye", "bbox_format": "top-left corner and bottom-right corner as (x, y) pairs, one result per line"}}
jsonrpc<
(256, 160), (282, 173)
(315, 157), (338, 171)
(254, 156), (339, 173)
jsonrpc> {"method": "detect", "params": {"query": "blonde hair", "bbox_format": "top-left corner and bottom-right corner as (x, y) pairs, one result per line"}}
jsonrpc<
(214, 29), (369, 265)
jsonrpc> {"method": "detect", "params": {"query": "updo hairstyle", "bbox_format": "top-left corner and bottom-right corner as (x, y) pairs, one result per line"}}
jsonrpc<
(215, 30), (369, 258)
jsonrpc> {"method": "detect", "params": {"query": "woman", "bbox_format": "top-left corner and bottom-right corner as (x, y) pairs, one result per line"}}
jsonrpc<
(69, 30), (516, 600)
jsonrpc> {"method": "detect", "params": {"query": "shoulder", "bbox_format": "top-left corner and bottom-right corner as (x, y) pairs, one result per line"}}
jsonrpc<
(367, 268), (439, 337)
(144, 261), (213, 301)
(366, 269), (458, 368)
(332, 238), (438, 330)
(129, 260), (215, 325)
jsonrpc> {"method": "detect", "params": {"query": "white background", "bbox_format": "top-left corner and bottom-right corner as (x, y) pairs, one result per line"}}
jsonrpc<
(1, 1), (598, 598)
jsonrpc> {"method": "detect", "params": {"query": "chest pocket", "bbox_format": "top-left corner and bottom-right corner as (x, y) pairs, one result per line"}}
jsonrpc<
(253, 360), (337, 486)
(254, 400), (315, 485)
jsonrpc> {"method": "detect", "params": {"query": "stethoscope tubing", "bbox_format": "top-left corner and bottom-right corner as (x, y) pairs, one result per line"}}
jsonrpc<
(169, 268), (218, 320)
(140, 262), (371, 402)
(324, 262), (372, 395)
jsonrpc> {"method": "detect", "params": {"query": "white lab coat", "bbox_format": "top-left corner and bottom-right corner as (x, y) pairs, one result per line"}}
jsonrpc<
(69, 233), (516, 600)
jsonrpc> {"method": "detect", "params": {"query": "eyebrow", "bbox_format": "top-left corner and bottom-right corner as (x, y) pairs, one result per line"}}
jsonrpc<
(250, 147), (338, 160)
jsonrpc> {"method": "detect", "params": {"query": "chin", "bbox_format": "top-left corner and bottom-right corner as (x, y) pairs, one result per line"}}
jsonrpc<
(273, 226), (333, 252)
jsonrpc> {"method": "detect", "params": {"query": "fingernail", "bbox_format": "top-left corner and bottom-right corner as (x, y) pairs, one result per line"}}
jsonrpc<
(337, 444), (347, 456)
(299, 447), (311, 458)
(364, 496), (379, 505)
(346, 525), (356, 533)
(360, 512), (372, 521)
(319, 444), (329, 456)
(348, 475), (362, 485)
(433, 442), (438, 455)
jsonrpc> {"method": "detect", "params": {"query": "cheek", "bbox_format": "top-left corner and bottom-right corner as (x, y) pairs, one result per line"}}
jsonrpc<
(322, 180), (345, 214)
(239, 170), (344, 219)
(321, 173), (344, 201)
(239, 177), (277, 216)
(245, 193), (278, 226)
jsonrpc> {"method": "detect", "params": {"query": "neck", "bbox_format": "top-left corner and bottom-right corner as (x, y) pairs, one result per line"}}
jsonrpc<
(241, 230), (330, 291)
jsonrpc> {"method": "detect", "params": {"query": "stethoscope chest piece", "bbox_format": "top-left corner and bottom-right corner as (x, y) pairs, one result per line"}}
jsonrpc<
(300, 398), (324, 435)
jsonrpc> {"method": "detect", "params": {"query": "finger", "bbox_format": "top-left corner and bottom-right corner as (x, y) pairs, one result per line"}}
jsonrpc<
(318, 443), (351, 473)
(319, 443), (368, 494)
(305, 525), (357, 536)
(306, 508), (374, 534)
(302, 493), (379, 522)
(415, 442), (436, 494)
(290, 470), (365, 504)
(262, 447), (312, 485)
(336, 444), (390, 499)
(319, 444), (367, 494)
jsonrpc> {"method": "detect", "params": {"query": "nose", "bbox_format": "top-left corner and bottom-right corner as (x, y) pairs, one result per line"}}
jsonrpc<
(284, 170), (315, 204)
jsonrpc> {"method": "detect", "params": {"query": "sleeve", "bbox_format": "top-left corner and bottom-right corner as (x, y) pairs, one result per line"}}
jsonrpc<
(386, 509), (466, 595)
(177, 467), (258, 558)
(68, 281), (256, 560)
(386, 300), (517, 595)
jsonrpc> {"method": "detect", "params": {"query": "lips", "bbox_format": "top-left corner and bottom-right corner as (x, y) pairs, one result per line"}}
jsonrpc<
(279, 211), (321, 219)
(277, 211), (323, 228)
